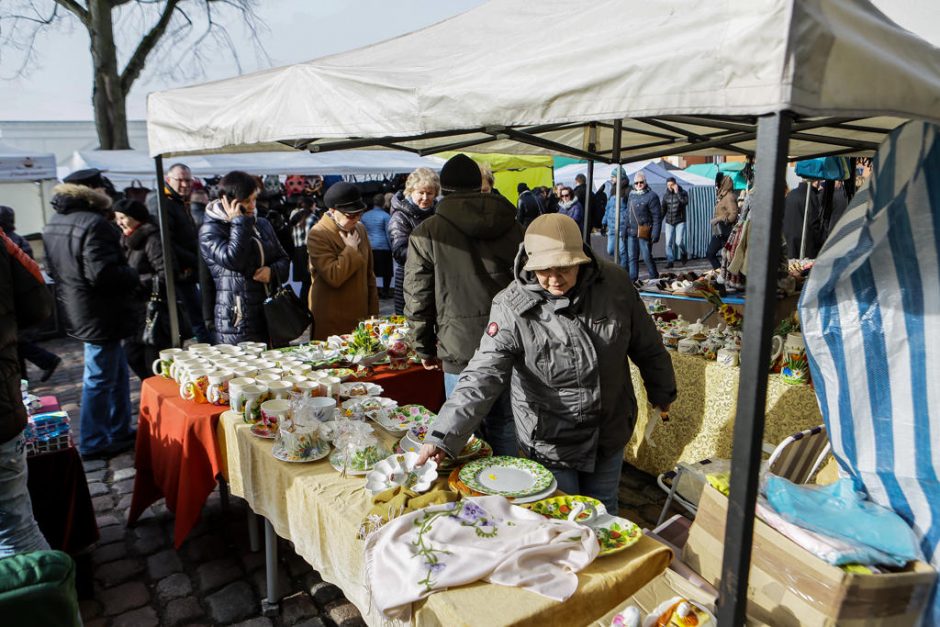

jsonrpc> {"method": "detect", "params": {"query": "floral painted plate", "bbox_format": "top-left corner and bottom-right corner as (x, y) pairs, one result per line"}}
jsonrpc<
(526, 495), (605, 522)
(459, 456), (554, 498)
(271, 441), (331, 463)
(338, 382), (383, 399)
(383, 405), (436, 433)
(329, 445), (391, 475)
(591, 515), (642, 556)
(250, 422), (277, 439)
(342, 396), (397, 414)
(318, 368), (356, 381)
(508, 477), (558, 505)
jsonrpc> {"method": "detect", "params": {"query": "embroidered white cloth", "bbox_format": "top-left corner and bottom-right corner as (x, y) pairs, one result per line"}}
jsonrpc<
(364, 495), (599, 618)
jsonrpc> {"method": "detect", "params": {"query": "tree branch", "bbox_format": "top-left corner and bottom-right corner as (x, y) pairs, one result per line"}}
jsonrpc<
(54, 0), (90, 25)
(119, 0), (180, 93)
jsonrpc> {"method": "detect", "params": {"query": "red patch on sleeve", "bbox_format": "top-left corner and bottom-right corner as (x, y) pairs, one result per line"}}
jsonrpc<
(486, 322), (499, 337)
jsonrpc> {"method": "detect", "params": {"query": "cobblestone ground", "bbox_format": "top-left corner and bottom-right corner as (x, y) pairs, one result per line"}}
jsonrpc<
(25, 293), (672, 627)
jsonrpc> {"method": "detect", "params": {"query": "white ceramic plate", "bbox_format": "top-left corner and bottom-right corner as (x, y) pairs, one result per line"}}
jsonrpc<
(342, 396), (397, 414)
(338, 382), (383, 399)
(365, 452), (438, 495)
(509, 477), (558, 505)
(272, 441), (330, 463)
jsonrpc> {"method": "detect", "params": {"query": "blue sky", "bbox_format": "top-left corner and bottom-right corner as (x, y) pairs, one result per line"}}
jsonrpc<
(0, 0), (483, 121)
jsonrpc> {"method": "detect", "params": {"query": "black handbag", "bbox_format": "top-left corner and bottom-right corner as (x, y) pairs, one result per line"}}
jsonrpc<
(263, 266), (311, 347)
(143, 280), (193, 347)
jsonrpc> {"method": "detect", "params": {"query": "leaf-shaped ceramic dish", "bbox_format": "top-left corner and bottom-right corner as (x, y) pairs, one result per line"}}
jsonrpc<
(364, 452), (438, 495)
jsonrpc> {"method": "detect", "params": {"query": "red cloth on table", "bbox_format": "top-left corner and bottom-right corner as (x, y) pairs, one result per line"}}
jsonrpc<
(364, 364), (445, 412)
(34, 396), (61, 414)
(128, 377), (225, 548)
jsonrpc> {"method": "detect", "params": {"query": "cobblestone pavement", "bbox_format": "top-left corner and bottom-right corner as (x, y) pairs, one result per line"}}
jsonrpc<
(24, 296), (672, 627)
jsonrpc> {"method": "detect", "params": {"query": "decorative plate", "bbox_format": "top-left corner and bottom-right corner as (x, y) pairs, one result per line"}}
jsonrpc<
(508, 477), (558, 505)
(318, 368), (356, 381)
(459, 456), (554, 498)
(338, 382), (383, 399)
(342, 396), (397, 414)
(249, 423), (277, 439)
(271, 441), (330, 463)
(329, 444), (390, 475)
(591, 515), (642, 556)
(384, 404), (436, 431)
(364, 452), (438, 495)
(526, 495), (605, 522)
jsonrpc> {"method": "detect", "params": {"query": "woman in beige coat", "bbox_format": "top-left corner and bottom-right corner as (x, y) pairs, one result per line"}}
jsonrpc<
(705, 174), (739, 270)
(307, 182), (379, 340)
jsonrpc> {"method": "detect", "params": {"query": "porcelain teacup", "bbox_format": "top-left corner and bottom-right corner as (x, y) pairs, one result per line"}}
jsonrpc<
(241, 384), (270, 424)
(151, 348), (184, 378)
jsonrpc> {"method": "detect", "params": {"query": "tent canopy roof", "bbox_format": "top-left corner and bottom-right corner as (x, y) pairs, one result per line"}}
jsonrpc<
(147, 0), (940, 162)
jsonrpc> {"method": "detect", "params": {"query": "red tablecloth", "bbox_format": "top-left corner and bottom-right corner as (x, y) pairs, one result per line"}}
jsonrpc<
(128, 364), (444, 548)
(128, 376), (226, 548)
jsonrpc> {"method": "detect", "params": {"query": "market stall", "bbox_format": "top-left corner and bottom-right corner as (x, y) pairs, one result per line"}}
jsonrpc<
(145, 0), (940, 622)
(0, 141), (58, 237)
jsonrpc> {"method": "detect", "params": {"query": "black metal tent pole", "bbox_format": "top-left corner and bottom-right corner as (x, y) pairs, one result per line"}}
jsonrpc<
(716, 111), (793, 626)
(153, 156), (181, 349)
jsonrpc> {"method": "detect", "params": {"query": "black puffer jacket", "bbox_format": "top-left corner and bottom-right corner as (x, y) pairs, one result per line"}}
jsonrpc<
(387, 195), (435, 314)
(42, 184), (140, 343)
(121, 222), (166, 339)
(662, 185), (689, 226)
(147, 187), (199, 283)
(1, 229), (53, 444)
(199, 201), (290, 345)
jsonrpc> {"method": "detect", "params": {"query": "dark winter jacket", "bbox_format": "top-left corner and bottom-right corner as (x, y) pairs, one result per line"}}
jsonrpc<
(1, 228), (53, 444)
(387, 195), (435, 314)
(558, 200), (584, 232)
(662, 185), (689, 226)
(199, 201), (290, 345)
(42, 184), (140, 343)
(516, 190), (542, 229)
(404, 192), (523, 374)
(622, 188), (663, 242)
(147, 187), (199, 284)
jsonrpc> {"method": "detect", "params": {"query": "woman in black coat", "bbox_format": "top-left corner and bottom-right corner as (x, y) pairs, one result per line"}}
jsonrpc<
(386, 168), (440, 314)
(199, 171), (290, 346)
(113, 199), (168, 380)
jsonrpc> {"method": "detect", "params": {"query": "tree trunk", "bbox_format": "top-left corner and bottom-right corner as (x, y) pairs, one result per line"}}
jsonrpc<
(88, 0), (129, 149)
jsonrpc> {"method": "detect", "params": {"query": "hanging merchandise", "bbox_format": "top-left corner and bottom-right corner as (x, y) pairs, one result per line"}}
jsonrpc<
(800, 121), (940, 625)
(794, 157), (851, 181)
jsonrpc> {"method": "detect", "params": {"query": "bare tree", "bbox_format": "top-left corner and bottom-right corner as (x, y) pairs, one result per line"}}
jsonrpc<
(0, 0), (267, 149)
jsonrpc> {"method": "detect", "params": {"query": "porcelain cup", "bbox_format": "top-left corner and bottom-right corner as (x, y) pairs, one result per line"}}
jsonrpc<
(179, 368), (211, 403)
(152, 348), (184, 378)
(228, 377), (257, 413)
(259, 399), (290, 431)
(293, 380), (321, 398)
(308, 397), (337, 422)
(717, 347), (740, 367)
(241, 384), (270, 424)
(289, 364), (313, 377)
(255, 373), (281, 385)
(266, 380), (293, 400)
(322, 376), (342, 402)
(170, 357), (203, 382)
(677, 338), (702, 355)
(206, 370), (235, 406)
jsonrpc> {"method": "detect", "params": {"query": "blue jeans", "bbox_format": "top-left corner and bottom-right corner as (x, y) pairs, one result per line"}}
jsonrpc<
(0, 434), (50, 557)
(443, 372), (518, 457)
(178, 281), (211, 344)
(548, 448), (624, 515)
(80, 341), (133, 455)
(606, 234), (628, 270)
(625, 235), (658, 282)
(663, 222), (687, 263)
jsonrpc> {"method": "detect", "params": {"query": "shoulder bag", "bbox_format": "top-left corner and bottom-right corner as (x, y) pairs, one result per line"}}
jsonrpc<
(143, 279), (193, 347)
(632, 202), (652, 240)
(263, 265), (312, 347)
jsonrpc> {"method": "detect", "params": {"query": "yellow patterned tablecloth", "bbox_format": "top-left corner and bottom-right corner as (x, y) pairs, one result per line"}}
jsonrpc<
(218, 412), (672, 627)
(626, 352), (824, 476)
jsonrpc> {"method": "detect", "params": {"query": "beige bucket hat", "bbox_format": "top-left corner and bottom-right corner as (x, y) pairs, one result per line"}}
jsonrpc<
(523, 214), (591, 271)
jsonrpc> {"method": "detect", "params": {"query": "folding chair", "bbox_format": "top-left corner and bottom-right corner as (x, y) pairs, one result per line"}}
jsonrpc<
(655, 424), (831, 526)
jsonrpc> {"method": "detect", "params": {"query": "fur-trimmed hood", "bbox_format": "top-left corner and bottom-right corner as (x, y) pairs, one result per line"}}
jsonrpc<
(51, 183), (112, 215)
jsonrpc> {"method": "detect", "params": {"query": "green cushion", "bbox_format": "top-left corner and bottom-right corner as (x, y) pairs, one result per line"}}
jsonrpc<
(0, 550), (80, 627)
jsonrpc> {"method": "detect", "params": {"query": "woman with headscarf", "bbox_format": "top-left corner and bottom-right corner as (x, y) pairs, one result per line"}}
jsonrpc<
(706, 175), (740, 269)
(199, 170), (290, 345)
(387, 168), (440, 314)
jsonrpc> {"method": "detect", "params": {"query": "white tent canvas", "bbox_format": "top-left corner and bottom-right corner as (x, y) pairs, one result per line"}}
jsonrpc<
(0, 142), (58, 237)
(0, 142), (57, 181)
(148, 0), (940, 160)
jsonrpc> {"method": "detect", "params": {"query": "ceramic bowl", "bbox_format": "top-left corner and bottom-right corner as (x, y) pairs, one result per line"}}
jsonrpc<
(365, 452), (438, 494)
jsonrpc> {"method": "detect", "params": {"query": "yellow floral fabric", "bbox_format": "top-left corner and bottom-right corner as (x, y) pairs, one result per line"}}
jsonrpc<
(626, 352), (824, 475)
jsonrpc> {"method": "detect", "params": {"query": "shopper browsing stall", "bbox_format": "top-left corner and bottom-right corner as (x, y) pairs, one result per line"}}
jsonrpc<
(417, 214), (676, 512)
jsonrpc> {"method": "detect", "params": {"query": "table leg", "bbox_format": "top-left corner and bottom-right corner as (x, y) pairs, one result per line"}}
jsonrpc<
(261, 518), (280, 616)
(247, 510), (260, 552)
(218, 476), (230, 515)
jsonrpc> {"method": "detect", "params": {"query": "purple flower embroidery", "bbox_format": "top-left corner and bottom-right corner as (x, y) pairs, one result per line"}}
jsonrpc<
(425, 561), (446, 573)
(455, 501), (487, 524)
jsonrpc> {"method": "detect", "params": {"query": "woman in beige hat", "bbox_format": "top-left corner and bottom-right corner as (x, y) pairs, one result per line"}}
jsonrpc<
(418, 214), (676, 512)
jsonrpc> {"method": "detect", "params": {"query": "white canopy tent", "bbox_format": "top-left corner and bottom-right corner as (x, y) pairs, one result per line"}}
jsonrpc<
(64, 149), (444, 188)
(0, 142), (58, 237)
(146, 1), (940, 622)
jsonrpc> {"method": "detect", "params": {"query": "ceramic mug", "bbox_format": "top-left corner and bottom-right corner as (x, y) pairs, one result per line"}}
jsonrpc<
(259, 399), (290, 431)
(228, 377), (257, 413)
(241, 384), (270, 424)
(677, 338), (702, 355)
(266, 380), (293, 400)
(289, 364), (312, 377)
(308, 397), (337, 422)
(169, 356), (201, 382)
(717, 347), (740, 367)
(771, 332), (805, 363)
(293, 380), (321, 398)
(187, 343), (213, 355)
(255, 373), (281, 385)
(216, 344), (244, 356)
(179, 369), (211, 403)
(207, 370), (235, 406)
(151, 348), (184, 378)
(237, 342), (263, 354)
(280, 375), (305, 389)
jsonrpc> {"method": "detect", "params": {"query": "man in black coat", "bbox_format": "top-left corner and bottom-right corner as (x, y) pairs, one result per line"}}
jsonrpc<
(147, 163), (212, 343)
(661, 177), (689, 267)
(43, 183), (140, 459)
(516, 183), (542, 228)
(783, 181), (822, 258)
(0, 226), (53, 555)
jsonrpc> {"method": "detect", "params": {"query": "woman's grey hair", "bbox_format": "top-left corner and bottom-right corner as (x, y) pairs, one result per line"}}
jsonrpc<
(404, 168), (441, 197)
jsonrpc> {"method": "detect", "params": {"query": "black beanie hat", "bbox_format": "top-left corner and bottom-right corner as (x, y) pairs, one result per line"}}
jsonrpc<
(63, 168), (105, 189)
(439, 153), (482, 193)
(113, 198), (151, 224)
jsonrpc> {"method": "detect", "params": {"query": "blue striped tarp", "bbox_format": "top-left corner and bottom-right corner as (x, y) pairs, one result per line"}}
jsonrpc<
(800, 120), (940, 623)
(687, 186), (716, 258)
